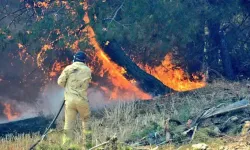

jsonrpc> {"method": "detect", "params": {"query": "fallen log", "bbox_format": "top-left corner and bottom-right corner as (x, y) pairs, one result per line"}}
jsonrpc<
(128, 99), (250, 146)
(103, 40), (174, 96)
(0, 116), (54, 137)
(199, 99), (250, 121)
(181, 99), (250, 141)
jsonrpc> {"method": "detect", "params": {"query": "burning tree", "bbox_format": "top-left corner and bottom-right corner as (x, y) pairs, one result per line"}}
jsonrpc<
(0, 0), (207, 105)
(1, 1), (250, 148)
(1, 0), (250, 122)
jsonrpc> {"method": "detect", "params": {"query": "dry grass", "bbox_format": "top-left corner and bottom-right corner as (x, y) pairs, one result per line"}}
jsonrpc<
(0, 80), (249, 150)
(0, 133), (40, 150)
(90, 102), (167, 142)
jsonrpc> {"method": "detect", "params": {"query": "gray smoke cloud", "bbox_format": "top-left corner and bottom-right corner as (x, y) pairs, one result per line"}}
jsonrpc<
(0, 84), (64, 123)
(0, 97), (38, 123)
(35, 84), (65, 116)
(0, 83), (121, 123)
(37, 84), (116, 113)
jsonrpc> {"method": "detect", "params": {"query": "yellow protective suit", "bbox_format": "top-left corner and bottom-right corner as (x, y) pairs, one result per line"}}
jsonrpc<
(57, 62), (92, 148)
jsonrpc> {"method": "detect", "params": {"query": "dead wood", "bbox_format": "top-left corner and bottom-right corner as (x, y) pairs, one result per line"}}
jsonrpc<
(189, 125), (197, 143)
(189, 99), (250, 127)
(200, 99), (250, 119)
(180, 99), (250, 142)
(103, 40), (174, 96)
(89, 135), (118, 150)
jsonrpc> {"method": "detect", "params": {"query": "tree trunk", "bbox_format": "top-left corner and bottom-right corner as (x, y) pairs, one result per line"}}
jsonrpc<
(203, 23), (209, 81)
(207, 20), (235, 80)
(219, 30), (235, 80)
(207, 21), (221, 73)
(103, 40), (173, 96)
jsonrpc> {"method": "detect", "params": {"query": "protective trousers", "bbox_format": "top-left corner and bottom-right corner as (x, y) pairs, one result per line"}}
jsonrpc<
(62, 98), (90, 149)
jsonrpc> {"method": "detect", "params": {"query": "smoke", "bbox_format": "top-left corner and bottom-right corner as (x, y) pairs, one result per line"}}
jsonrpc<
(37, 84), (119, 113)
(35, 83), (64, 116)
(36, 83), (126, 112)
(0, 82), (126, 123)
(88, 88), (118, 110)
(0, 83), (64, 123)
(0, 97), (38, 123)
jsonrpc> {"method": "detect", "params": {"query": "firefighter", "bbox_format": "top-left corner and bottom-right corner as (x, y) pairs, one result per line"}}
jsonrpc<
(57, 51), (92, 149)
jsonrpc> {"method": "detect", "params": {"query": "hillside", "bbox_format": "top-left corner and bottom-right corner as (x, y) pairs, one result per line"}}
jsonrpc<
(0, 80), (250, 150)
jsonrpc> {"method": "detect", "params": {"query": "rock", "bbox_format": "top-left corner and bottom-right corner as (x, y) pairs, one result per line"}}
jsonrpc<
(213, 126), (221, 135)
(219, 146), (229, 150)
(241, 121), (250, 135)
(192, 143), (208, 150)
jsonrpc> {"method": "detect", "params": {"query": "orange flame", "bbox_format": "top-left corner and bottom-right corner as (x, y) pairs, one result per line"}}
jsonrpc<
(49, 60), (69, 79)
(2, 103), (20, 121)
(140, 54), (206, 91)
(17, 43), (34, 64)
(62, 1), (71, 9)
(82, 1), (151, 100)
(31, 1), (205, 101)
(36, 2), (49, 8)
(71, 40), (80, 52)
(18, 43), (24, 49)
(37, 44), (53, 68)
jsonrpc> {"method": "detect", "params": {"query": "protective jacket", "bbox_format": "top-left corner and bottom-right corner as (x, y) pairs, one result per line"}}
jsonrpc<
(58, 62), (92, 101)
(58, 62), (92, 149)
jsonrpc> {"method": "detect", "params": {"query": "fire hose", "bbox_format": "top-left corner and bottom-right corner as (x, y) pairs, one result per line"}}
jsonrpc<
(29, 100), (65, 150)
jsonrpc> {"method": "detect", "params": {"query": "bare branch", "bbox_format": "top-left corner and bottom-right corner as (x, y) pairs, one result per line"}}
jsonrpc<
(0, 7), (27, 22)
(106, 0), (125, 28)
(8, 9), (28, 28)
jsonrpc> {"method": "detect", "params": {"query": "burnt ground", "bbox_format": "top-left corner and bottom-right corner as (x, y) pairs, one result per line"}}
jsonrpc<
(0, 116), (53, 137)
